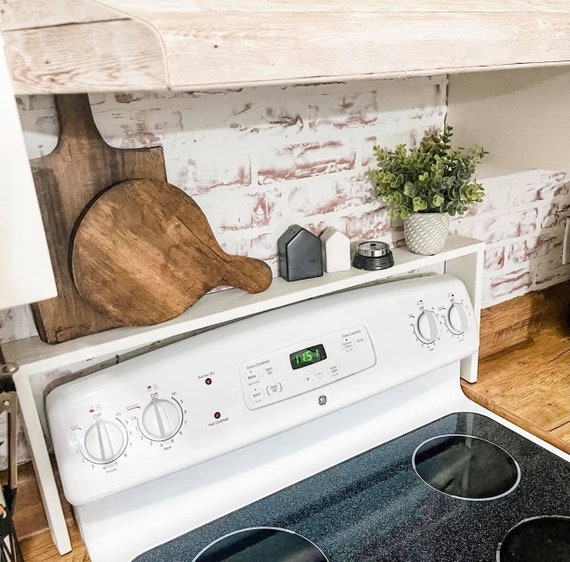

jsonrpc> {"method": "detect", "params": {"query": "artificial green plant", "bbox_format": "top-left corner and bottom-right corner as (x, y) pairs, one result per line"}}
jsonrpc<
(367, 125), (486, 219)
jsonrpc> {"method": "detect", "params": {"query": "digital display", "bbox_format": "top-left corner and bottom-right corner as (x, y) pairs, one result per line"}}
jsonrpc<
(289, 344), (327, 370)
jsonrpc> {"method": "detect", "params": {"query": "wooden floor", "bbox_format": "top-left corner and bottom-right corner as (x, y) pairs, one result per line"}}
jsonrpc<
(14, 282), (570, 561)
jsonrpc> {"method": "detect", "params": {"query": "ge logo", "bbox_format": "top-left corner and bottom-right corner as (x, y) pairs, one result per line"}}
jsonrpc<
(318, 395), (327, 406)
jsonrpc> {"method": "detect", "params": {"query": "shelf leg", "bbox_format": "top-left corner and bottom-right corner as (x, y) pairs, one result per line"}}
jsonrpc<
(13, 372), (71, 554)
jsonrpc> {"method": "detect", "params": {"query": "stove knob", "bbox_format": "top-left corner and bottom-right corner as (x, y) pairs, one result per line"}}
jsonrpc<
(83, 419), (127, 464)
(141, 398), (182, 441)
(447, 302), (470, 335)
(416, 310), (439, 344)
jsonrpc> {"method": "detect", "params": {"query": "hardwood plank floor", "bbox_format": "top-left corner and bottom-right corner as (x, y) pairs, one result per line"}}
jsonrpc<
(14, 282), (570, 561)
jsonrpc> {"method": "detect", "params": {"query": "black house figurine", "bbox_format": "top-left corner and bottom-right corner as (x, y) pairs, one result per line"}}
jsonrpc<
(278, 225), (323, 281)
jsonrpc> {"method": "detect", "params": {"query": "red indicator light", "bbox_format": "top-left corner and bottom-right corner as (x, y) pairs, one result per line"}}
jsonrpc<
(89, 408), (94, 413)
(147, 385), (152, 389)
(214, 412), (221, 419)
(205, 378), (212, 385)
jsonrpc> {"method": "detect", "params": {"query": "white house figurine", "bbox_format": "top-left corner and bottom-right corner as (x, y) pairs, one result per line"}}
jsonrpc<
(320, 227), (351, 272)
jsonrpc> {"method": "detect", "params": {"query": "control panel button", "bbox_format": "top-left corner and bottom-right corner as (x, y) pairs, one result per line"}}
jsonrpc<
(303, 373), (315, 386)
(261, 364), (276, 377)
(416, 310), (440, 344)
(244, 369), (260, 385)
(266, 382), (283, 395)
(249, 389), (263, 403)
(329, 364), (340, 377)
(141, 398), (183, 441)
(447, 302), (470, 335)
(314, 369), (325, 380)
(83, 419), (127, 464)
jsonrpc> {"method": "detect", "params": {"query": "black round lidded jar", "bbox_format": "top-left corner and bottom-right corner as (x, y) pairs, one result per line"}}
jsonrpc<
(352, 241), (394, 271)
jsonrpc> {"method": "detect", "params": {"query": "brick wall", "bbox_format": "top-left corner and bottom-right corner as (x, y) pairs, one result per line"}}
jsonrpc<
(1, 75), (569, 345)
(451, 170), (570, 307)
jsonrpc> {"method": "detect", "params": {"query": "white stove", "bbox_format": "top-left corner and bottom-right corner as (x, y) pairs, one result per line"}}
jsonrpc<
(45, 275), (570, 561)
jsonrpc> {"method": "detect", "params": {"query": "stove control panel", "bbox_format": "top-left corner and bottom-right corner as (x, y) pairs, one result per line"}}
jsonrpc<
(46, 274), (478, 507)
(240, 325), (376, 409)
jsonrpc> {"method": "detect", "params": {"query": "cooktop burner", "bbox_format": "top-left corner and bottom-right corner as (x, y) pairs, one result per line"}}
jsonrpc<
(135, 413), (570, 562)
(192, 527), (328, 562)
(496, 515), (570, 562)
(413, 434), (520, 500)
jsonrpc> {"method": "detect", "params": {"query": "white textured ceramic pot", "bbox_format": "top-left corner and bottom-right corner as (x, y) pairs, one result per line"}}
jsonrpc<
(403, 212), (450, 255)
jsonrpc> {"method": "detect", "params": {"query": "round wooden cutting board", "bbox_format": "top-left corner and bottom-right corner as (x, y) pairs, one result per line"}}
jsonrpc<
(70, 179), (273, 326)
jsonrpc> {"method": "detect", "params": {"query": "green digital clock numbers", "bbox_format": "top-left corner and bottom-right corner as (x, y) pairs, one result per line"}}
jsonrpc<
(289, 344), (327, 370)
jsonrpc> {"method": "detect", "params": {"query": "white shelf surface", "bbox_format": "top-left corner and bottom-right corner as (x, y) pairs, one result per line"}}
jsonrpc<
(4, 235), (484, 377)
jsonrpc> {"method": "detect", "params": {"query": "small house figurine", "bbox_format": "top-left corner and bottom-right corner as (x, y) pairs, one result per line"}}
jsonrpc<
(320, 227), (351, 272)
(278, 225), (323, 281)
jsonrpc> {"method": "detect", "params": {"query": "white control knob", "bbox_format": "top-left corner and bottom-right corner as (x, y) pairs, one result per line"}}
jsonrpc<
(83, 419), (127, 464)
(141, 398), (182, 441)
(416, 310), (440, 344)
(447, 302), (470, 335)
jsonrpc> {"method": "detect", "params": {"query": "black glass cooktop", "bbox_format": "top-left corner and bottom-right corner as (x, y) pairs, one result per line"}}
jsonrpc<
(497, 515), (570, 562)
(134, 413), (570, 562)
(193, 528), (328, 562)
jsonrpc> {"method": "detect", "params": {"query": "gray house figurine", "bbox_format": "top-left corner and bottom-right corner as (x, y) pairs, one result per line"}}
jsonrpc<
(278, 225), (323, 281)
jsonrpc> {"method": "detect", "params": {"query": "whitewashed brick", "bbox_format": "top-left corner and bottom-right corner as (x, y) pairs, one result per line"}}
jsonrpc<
(167, 136), (252, 194)
(484, 246), (505, 271)
(475, 208), (540, 244)
(193, 187), (283, 235)
(554, 180), (570, 197)
(541, 200), (570, 229)
(361, 125), (435, 168)
(510, 170), (568, 206)
(257, 140), (356, 184)
(340, 207), (393, 241)
(488, 267), (532, 299)
(533, 264), (570, 289)
(505, 238), (540, 265)
(287, 176), (377, 218)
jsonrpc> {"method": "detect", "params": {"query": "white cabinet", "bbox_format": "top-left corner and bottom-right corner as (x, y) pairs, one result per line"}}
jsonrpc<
(0, 41), (56, 309)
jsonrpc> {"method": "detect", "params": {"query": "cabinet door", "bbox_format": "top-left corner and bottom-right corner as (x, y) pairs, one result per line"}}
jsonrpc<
(0, 39), (56, 309)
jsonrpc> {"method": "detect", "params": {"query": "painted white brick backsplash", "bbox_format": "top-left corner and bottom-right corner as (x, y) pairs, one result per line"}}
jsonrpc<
(451, 171), (570, 307)
(3, 77), (569, 348)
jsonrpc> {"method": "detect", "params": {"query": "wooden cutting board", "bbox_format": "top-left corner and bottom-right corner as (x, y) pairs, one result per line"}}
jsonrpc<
(70, 179), (273, 325)
(30, 94), (168, 343)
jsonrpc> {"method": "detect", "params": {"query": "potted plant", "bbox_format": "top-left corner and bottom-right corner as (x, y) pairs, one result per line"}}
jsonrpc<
(367, 125), (486, 255)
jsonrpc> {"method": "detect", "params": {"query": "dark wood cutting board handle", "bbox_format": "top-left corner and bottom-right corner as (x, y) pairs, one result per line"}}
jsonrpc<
(71, 179), (273, 326)
(56, 94), (105, 146)
(30, 94), (168, 343)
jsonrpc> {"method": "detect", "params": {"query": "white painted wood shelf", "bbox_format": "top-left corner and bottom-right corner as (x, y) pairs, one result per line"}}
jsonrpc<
(1, 1), (569, 94)
(4, 235), (484, 377)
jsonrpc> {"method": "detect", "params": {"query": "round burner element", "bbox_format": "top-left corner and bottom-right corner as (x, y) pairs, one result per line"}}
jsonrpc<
(497, 516), (570, 561)
(412, 434), (520, 500)
(192, 527), (329, 562)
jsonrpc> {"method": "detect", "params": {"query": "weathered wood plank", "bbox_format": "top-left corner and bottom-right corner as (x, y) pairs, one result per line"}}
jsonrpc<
(0, 0), (122, 31)
(3, 19), (167, 94)
(463, 281), (570, 454)
(98, 0), (570, 14)
(160, 12), (570, 90)
(2, 1), (570, 94)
